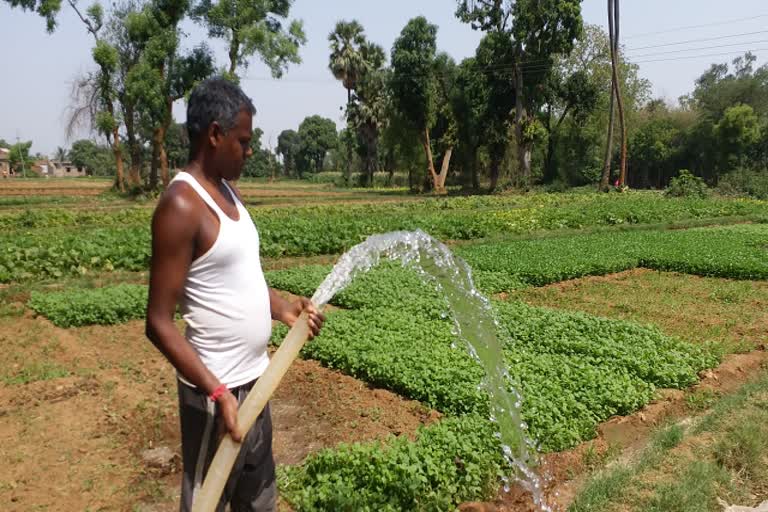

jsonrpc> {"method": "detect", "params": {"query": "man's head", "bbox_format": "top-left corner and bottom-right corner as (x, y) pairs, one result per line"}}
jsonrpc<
(187, 77), (256, 180)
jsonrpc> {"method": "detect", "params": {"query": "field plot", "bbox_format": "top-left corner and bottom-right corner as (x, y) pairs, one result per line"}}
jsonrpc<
(1, 184), (767, 511)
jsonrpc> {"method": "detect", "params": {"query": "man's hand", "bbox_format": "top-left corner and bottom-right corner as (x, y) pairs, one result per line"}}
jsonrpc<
(218, 391), (243, 442)
(282, 298), (325, 339)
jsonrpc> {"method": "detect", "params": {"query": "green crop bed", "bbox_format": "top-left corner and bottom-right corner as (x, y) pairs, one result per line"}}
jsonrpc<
(28, 284), (147, 327)
(3, 194), (765, 283)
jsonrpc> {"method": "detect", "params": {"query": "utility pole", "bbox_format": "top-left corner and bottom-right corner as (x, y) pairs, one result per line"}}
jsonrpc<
(16, 135), (26, 178)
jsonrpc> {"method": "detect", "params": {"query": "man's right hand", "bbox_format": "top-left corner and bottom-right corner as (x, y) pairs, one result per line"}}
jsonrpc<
(218, 391), (243, 442)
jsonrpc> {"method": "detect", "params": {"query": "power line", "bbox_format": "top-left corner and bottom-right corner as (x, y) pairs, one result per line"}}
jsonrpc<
(626, 30), (768, 52)
(629, 39), (768, 59)
(624, 13), (768, 40)
(634, 47), (768, 64)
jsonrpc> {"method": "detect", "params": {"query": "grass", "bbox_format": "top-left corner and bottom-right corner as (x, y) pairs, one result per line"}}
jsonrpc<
(569, 369), (768, 512)
(515, 269), (768, 352)
(1, 362), (70, 384)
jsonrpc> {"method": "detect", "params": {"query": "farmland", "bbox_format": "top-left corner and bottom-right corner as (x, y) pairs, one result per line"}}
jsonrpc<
(1, 179), (767, 511)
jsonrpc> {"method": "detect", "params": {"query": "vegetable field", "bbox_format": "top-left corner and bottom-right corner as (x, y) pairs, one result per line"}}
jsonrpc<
(2, 182), (767, 512)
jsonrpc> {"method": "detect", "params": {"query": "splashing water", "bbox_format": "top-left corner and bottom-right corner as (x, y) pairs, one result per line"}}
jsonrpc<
(311, 229), (551, 511)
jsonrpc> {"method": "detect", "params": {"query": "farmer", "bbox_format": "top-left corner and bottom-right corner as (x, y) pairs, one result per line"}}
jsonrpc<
(145, 77), (324, 512)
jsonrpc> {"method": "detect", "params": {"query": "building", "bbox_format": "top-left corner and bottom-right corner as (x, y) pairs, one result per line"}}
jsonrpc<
(49, 160), (88, 177)
(0, 147), (10, 178)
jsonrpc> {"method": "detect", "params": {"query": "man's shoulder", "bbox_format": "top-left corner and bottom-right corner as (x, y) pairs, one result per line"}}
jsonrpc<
(152, 181), (203, 233)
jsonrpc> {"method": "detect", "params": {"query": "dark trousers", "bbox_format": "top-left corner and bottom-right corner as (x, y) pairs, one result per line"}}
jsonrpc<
(178, 379), (276, 512)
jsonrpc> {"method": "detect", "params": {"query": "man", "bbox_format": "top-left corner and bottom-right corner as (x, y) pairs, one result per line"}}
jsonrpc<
(145, 77), (324, 512)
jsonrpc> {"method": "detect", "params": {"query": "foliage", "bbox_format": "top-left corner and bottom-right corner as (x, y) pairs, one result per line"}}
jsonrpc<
(664, 170), (709, 199)
(281, 415), (501, 511)
(2, 194), (767, 276)
(242, 128), (279, 178)
(68, 139), (116, 176)
(716, 167), (768, 200)
(296, 115), (338, 176)
(191, 0), (305, 77)
(390, 16), (438, 138)
(269, 287), (713, 452)
(0, 226), (150, 282)
(276, 129), (300, 177)
(28, 284), (147, 327)
(8, 140), (33, 174)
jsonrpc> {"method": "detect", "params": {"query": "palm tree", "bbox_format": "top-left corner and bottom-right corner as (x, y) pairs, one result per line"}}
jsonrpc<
(55, 146), (68, 163)
(329, 20), (367, 184)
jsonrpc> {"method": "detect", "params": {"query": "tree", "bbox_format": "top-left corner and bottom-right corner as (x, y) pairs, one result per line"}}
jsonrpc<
(628, 116), (681, 188)
(451, 57), (487, 190)
(276, 129), (300, 176)
(474, 32), (517, 191)
(296, 116), (338, 176)
(9, 141), (32, 175)
(69, 139), (115, 175)
(67, 0), (127, 191)
(328, 20), (367, 184)
(164, 121), (189, 170)
(391, 16), (453, 194)
(242, 127), (278, 178)
(348, 42), (388, 187)
(715, 103), (762, 170)
(192, 0), (305, 78)
(125, 0), (213, 189)
(55, 146), (68, 162)
(680, 53), (768, 181)
(2, 0), (62, 31)
(456, 0), (583, 188)
(541, 69), (599, 183)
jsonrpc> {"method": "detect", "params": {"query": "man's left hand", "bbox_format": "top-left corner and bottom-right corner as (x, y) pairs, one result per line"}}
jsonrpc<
(282, 297), (325, 339)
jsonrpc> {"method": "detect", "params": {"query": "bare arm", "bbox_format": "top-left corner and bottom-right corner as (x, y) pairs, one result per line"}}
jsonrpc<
(145, 187), (242, 440)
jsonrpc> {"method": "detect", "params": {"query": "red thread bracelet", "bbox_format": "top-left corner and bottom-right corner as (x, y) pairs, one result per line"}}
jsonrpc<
(209, 384), (228, 402)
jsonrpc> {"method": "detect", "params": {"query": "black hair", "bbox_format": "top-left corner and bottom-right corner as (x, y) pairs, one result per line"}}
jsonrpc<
(186, 77), (256, 156)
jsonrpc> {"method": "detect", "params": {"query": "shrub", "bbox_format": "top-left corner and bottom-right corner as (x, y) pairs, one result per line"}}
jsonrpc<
(665, 170), (709, 198)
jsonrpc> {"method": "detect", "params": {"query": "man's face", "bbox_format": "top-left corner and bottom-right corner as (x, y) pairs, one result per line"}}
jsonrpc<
(215, 109), (253, 181)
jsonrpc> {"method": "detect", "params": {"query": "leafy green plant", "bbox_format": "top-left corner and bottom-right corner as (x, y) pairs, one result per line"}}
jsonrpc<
(280, 415), (502, 511)
(665, 170), (709, 199)
(28, 284), (148, 327)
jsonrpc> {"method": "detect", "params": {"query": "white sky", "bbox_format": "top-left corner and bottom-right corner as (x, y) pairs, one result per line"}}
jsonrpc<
(0, 0), (766, 155)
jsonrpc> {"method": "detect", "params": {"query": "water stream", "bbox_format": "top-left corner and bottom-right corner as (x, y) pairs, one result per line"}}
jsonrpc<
(310, 229), (550, 510)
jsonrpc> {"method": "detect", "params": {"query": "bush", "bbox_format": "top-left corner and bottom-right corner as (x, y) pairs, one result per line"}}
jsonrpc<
(665, 170), (709, 198)
(716, 167), (768, 200)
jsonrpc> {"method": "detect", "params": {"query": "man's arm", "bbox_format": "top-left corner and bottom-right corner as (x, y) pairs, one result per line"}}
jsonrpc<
(145, 188), (243, 441)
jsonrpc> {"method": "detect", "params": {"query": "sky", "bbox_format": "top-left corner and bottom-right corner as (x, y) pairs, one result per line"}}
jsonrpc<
(0, 0), (766, 155)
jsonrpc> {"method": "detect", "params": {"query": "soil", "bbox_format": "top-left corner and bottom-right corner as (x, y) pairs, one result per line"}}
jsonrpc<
(0, 316), (438, 511)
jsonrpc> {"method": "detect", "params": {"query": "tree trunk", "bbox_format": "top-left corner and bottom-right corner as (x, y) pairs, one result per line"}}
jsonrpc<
(123, 101), (142, 187)
(514, 62), (532, 188)
(159, 98), (173, 188)
(228, 35), (239, 77)
(150, 126), (162, 190)
(345, 88), (353, 186)
(435, 146), (452, 194)
(420, 127), (440, 193)
(613, 0), (628, 187)
(111, 124), (125, 193)
(489, 156), (500, 193)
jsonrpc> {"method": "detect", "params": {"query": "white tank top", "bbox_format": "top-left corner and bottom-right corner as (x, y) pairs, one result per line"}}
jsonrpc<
(171, 172), (272, 388)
